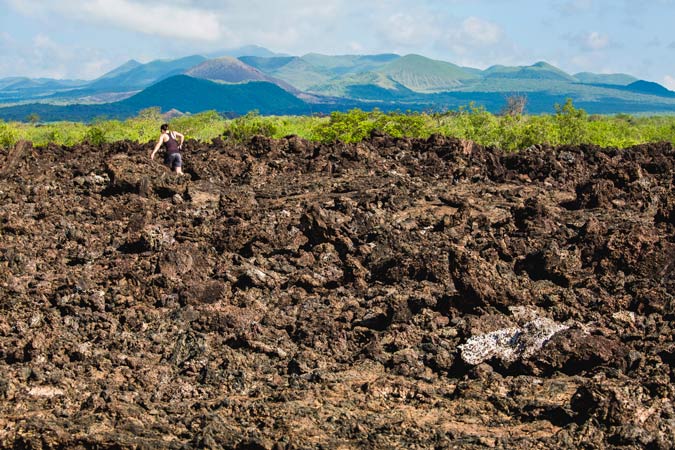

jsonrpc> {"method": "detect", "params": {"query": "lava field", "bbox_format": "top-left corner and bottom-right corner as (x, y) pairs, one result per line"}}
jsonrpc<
(0, 134), (674, 449)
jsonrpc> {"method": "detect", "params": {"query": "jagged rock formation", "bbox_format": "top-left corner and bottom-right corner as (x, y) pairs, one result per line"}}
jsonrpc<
(0, 135), (673, 448)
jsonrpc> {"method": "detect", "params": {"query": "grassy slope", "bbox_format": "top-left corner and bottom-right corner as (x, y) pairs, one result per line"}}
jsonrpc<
(375, 54), (479, 92)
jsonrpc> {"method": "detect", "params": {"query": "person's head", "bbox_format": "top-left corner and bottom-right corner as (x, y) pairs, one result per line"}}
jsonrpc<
(160, 123), (169, 133)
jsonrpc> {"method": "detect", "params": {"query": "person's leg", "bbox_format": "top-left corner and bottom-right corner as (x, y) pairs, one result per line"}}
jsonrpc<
(173, 154), (183, 174)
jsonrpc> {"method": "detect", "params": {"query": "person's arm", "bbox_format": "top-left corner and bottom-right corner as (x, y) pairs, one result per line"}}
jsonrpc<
(150, 135), (163, 160)
(175, 131), (185, 149)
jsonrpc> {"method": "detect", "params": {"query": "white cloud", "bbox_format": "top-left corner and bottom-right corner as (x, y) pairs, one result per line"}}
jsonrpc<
(85, 0), (222, 41)
(376, 10), (443, 50)
(664, 75), (675, 91)
(457, 17), (503, 47)
(370, 9), (521, 68)
(1, 1), (520, 65)
(6, 0), (223, 41)
(566, 31), (613, 52)
(584, 31), (610, 50)
(440, 16), (508, 61)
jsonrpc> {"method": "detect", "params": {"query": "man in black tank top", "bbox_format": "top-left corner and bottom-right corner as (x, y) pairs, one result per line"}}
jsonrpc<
(150, 123), (185, 174)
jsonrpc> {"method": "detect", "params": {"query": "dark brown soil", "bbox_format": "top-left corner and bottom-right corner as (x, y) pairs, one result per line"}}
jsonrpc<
(0, 134), (673, 449)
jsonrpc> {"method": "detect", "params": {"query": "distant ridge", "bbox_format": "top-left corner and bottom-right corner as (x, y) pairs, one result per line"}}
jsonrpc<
(2, 46), (675, 118)
(574, 72), (638, 86)
(185, 57), (299, 93)
(483, 62), (576, 81)
(95, 59), (143, 81)
(0, 77), (84, 91)
(88, 55), (207, 91)
(0, 75), (311, 121)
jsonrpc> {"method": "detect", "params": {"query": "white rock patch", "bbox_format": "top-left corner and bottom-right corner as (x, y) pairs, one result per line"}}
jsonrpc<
(459, 317), (569, 365)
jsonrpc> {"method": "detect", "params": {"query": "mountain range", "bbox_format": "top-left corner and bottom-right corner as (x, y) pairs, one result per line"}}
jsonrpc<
(1, 46), (674, 121)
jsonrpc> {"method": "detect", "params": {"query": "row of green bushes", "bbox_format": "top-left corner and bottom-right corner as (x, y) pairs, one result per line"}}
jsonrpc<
(2, 101), (675, 152)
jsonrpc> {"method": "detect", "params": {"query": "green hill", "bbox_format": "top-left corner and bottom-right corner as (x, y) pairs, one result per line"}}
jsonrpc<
(624, 80), (675, 97)
(483, 62), (576, 81)
(121, 75), (309, 114)
(375, 54), (478, 93)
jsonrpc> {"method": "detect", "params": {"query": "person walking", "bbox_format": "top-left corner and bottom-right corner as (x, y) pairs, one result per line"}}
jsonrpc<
(150, 123), (185, 174)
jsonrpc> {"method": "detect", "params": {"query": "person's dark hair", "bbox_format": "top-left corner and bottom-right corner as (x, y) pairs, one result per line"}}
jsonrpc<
(160, 123), (169, 132)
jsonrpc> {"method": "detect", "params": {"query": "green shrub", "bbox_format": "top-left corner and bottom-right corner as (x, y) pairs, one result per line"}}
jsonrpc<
(554, 99), (589, 145)
(311, 109), (376, 143)
(223, 111), (278, 142)
(377, 111), (428, 138)
(311, 109), (430, 143)
(171, 110), (224, 142)
(2, 104), (675, 150)
(84, 126), (106, 145)
(0, 121), (18, 149)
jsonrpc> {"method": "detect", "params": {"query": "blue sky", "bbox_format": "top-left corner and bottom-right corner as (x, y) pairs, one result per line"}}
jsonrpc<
(1, 0), (674, 89)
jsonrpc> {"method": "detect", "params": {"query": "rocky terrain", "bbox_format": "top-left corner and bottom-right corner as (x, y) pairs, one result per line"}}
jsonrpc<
(0, 133), (673, 449)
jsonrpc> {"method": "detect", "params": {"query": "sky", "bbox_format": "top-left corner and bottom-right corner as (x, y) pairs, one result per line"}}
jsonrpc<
(1, 0), (675, 89)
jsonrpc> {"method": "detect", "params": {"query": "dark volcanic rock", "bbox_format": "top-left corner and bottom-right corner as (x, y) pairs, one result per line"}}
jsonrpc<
(0, 137), (673, 448)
